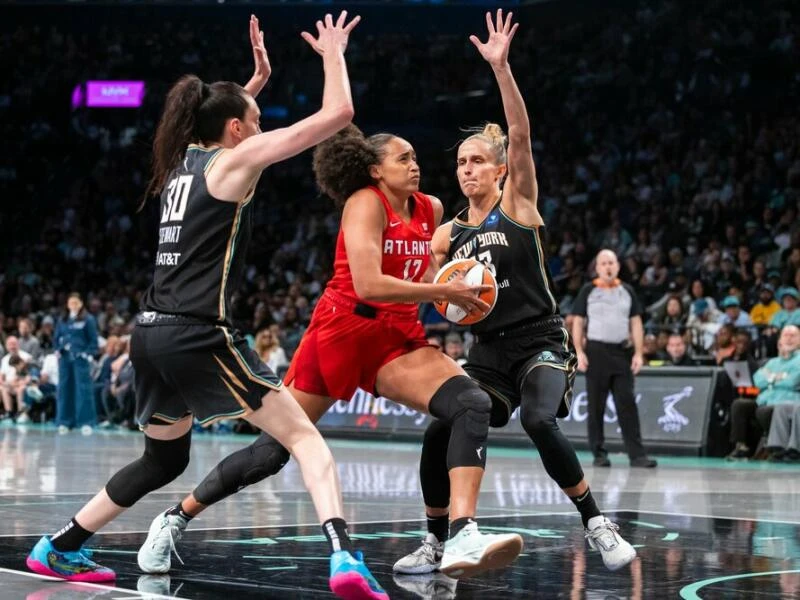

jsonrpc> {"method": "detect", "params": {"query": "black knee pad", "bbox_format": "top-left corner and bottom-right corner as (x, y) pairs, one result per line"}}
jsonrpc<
(420, 419), (451, 508)
(429, 375), (490, 469)
(106, 431), (191, 508)
(193, 432), (290, 506)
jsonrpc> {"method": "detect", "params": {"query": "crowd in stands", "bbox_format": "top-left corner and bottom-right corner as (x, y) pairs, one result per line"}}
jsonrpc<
(0, 0), (799, 456)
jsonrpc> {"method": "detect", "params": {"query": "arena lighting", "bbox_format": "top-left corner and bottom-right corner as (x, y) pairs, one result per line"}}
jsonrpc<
(71, 81), (146, 109)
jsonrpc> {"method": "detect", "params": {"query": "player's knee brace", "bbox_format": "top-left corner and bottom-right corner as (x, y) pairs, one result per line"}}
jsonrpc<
(420, 419), (452, 508)
(193, 432), (290, 506)
(428, 375), (490, 470)
(106, 431), (191, 508)
(520, 367), (583, 488)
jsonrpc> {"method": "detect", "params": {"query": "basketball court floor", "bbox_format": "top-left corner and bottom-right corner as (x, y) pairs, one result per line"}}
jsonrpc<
(1, 424), (799, 599)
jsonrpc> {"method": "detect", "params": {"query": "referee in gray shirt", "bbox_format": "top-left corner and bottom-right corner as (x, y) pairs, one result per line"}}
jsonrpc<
(571, 250), (657, 468)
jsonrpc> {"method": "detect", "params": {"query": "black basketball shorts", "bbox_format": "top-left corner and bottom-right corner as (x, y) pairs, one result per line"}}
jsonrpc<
(466, 317), (577, 427)
(130, 316), (282, 428)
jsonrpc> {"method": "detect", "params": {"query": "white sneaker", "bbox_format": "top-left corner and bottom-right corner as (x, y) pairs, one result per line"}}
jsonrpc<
(393, 572), (458, 599)
(81, 425), (93, 436)
(393, 533), (444, 574)
(16, 412), (31, 425)
(585, 517), (637, 571)
(137, 511), (188, 574)
(439, 521), (523, 578)
(58, 424), (70, 435)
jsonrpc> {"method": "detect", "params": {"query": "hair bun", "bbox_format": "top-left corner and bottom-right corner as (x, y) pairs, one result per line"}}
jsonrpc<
(482, 123), (507, 147)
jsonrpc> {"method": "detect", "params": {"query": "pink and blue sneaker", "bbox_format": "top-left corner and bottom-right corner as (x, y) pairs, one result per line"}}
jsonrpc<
(26, 535), (116, 582)
(329, 550), (389, 600)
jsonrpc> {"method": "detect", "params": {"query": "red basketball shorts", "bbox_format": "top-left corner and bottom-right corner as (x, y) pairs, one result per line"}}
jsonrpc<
(284, 290), (430, 401)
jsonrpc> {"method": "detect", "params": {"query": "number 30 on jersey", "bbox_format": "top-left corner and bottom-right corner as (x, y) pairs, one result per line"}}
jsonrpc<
(161, 175), (193, 224)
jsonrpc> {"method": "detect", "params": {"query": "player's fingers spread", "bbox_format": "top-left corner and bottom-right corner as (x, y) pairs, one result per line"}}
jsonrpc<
(344, 15), (361, 33)
(336, 10), (347, 28)
(324, 13), (334, 28)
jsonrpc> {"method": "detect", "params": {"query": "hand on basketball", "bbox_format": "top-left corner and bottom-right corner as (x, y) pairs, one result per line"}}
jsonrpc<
(577, 351), (589, 372)
(301, 11), (361, 57)
(470, 9), (519, 68)
(249, 15), (271, 83)
(445, 271), (493, 315)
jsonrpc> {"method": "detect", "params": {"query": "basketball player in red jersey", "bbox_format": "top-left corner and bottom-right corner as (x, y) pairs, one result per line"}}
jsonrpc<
(140, 125), (524, 580)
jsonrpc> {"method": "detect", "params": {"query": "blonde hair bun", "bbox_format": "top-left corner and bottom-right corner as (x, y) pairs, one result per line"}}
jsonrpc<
(482, 122), (507, 147)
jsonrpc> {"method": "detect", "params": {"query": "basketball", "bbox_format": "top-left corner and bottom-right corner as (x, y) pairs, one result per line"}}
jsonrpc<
(433, 258), (498, 325)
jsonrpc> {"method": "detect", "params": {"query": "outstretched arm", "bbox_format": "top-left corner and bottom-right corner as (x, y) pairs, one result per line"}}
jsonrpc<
(243, 15), (272, 99)
(211, 12), (358, 202)
(472, 10), (542, 226)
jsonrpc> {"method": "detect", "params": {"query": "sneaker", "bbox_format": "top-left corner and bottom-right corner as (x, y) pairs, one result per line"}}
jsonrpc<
(58, 425), (70, 435)
(80, 425), (93, 436)
(439, 521), (523, 578)
(329, 550), (388, 600)
(393, 572), (458, 599)
(26, 535), (115, 582)
(393, 533), (443, 574)
(593, 455), (611, 467)
(17, 412), (31, 425)
(137, 511), (188, 574)
(585, 517), (637, 571)
(629, 456), (657, 468)
(726, 444), (751, 461)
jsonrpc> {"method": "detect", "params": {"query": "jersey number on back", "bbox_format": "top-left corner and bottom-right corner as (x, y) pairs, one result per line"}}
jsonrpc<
(161, 175), (194, 224)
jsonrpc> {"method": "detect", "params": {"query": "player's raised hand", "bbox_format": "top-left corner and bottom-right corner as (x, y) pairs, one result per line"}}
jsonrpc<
(249, 15), (271, 82)
(470, 9), (519, 68)
(301, 11), (361, 57)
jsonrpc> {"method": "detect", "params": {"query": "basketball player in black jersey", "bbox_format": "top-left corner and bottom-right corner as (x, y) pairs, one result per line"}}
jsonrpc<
(26, 13), (389, 600)
(392, 11), (637, 580)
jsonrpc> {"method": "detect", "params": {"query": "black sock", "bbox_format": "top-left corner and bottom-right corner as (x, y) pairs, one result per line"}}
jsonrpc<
(570, 488), (601, 528)
(166, 501), (194, 521)
(450, 516), (475, 538)
(322, 518), (354, 554)
(50, 518), (94, 552)
(426, 513), (449, 543)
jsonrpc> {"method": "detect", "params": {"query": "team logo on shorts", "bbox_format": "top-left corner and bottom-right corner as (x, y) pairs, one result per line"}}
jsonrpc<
(536, 351), (562, 365)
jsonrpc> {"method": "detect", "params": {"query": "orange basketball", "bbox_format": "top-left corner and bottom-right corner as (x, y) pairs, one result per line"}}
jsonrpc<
(433, 258), (498, 325)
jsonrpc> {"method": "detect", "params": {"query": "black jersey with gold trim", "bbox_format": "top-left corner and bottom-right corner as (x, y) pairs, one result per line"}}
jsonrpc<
(447, 201), (559, 335)
(141, 145), (253, 325)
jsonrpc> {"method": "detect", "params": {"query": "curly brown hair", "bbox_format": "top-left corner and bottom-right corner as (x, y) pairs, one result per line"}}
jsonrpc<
(312, 124), (397, 208)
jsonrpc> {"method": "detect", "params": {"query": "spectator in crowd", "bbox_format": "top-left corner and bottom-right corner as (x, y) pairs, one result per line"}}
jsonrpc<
(443, 332), (466, 366)
(647, 295), (687, 334)
(725, 329), (759, 376)
(38, 316), (56, 353)
(0, 336), (33, 422)
(17, 318), (43, 365)
(95, 335), (122, 428)
(254, 325), (289, 375)
(712, 324), (736, 365)
(108, 337), (135, 430)
(770, 288), (800, 330)
(750, 285), (781, 327)
(687, 299), (722, 353)
(54, 293), (99, 435)
(718, 296), (756, 336)
(728, 325), (800, 460)
(655, 333), (697, 367)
